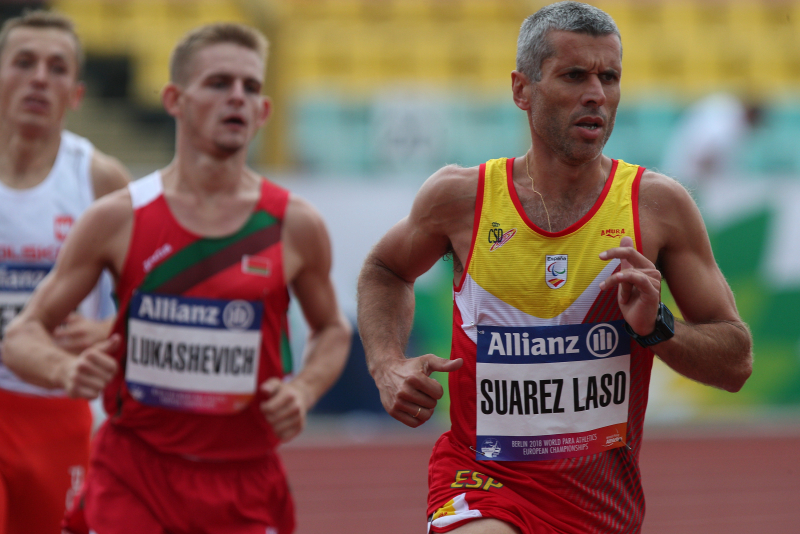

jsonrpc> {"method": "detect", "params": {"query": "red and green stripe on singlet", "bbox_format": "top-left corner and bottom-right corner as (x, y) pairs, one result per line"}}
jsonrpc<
(135, 210), (293, 374)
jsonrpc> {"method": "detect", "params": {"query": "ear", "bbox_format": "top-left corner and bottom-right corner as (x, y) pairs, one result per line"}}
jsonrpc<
(161, 83), (181, 118)
(511, 70), (532, 111)
(69, 81), (85, 110)
(256, 96), (272, 127)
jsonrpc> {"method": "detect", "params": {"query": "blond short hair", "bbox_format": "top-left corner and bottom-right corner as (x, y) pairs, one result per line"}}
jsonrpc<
(170, 22), (269, 85)
(0, 10), (83, 75)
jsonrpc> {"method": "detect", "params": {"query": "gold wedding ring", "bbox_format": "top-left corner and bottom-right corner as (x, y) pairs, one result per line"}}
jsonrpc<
(414, 406), (421, 418)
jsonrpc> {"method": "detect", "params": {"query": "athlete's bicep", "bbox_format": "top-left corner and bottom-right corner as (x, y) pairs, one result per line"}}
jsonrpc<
(368, 167), (474, 283)
(367, 215), (450, 284)
(649, 179), (740, 324)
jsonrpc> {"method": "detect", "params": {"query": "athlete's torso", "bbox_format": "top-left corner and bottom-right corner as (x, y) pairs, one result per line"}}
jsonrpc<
(105, 171), (293, 460)
(447, 157), (654, 531)
(0, 131), (112, 396)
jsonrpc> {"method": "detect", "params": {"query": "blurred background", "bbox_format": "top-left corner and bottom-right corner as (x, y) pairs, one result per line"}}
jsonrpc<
(5, 0), (800, 529)
(5, 0), (795, 428)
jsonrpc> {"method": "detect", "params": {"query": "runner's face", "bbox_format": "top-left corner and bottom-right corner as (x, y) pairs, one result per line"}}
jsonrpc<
(0, 27), (81, 134)
(529, 31), (621, 165)
(177, 43), (268, 155)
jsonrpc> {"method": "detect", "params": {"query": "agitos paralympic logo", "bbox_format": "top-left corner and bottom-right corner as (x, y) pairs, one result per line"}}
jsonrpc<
(546, 254), (568, 289)
(488, 222), (516, 251)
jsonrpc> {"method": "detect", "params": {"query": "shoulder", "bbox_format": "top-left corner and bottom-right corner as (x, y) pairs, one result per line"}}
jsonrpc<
(637, 169), (705, 260)
(638, 168), (698, 214)
(284, 194), (330, 250)
(90, 149), (132, 199)
(416, 164), (480, 206)
(409, 164), (480, 229)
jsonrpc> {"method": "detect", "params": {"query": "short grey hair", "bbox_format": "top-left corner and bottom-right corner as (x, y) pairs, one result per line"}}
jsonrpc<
(516, 1), (621, 81)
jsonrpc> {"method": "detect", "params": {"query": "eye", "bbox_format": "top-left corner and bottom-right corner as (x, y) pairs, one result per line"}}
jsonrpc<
(244, 80), (261, 94)
(207, 76), (229, 89)
(49, 62), (68, 75)
(13, 56), (34, 69)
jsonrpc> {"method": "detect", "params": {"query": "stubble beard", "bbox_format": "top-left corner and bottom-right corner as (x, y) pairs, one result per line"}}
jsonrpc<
(531, 102), (616, 166)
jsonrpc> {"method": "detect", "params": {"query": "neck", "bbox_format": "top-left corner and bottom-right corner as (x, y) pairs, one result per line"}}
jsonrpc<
(0, 125), (62, 189)
(163, 139), (253, 196)
(523, 143), (610, 199)
(515, 145), (611, 233)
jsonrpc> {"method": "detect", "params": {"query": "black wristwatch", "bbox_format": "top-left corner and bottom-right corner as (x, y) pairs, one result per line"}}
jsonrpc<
(625, 302), (675, 347)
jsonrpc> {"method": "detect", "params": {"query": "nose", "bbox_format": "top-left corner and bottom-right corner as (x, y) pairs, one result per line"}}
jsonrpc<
(228, 79), (246, 104)
(581, 74), (606, 108)
(31, 61), (48, 86)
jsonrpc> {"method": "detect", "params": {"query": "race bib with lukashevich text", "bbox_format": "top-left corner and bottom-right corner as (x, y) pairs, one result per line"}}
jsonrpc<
(125, 292), (263, 415)
(475, 321), (630, 461)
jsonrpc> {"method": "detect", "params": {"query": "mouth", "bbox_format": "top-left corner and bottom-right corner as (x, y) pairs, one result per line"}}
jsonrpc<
(22, 95), (50, 112)
(222, 115), (246, 127)
(574, 117), (604, 130)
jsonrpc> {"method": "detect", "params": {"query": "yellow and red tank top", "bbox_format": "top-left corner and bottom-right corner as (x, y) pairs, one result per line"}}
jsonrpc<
(448, 157), (654, 529)
(105, 172), (292, 461)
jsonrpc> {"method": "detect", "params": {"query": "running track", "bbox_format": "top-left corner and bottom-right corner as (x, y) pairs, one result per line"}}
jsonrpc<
(281, 418), (800, 533)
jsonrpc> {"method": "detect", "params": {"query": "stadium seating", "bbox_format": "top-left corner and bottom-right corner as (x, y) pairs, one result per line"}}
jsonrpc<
(52, 0), (800, 173)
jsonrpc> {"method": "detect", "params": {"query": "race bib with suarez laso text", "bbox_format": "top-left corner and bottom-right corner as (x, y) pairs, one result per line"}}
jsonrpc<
(475, 321), (630, 461)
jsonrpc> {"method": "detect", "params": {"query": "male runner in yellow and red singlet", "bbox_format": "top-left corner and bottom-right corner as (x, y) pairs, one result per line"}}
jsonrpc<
(0, 11), (130, 534)
(357, 2), (753, 533)
(3, 22), (351, 534)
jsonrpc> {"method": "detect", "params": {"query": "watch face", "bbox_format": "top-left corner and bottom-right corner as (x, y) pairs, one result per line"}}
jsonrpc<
(661, 304), (675, 331)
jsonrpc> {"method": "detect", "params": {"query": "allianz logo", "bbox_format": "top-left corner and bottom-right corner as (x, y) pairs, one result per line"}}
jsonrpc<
(0, 267), (47, 290)
(484, 323), (619, 358)
(137, 295), (256, 330)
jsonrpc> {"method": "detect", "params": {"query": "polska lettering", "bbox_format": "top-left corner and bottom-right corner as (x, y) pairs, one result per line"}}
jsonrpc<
(128, 335), (255, 376)
(137, 295), (219, 326)
(479, 372), (627, 415)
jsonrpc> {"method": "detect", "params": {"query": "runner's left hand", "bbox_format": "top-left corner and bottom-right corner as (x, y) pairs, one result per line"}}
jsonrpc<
(599, 236), (662, 336)
(259, 378), (308, 442)
(54, 313), (113, 355)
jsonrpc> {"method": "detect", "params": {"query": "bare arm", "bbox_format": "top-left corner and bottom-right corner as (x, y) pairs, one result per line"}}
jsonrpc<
(600, 172), (752, 392)
(2, 191), (132, 396)
(357, 166), (474, 427)
(260, 196), (352, 442)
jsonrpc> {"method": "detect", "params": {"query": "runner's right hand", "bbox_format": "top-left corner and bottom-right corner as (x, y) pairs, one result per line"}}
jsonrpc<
(374, 354), (463, 428)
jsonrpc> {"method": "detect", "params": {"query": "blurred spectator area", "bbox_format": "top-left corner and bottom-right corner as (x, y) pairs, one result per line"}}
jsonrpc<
(43, 0), (800, 174)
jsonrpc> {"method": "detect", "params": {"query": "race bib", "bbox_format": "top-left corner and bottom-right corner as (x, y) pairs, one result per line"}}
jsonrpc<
(125, 292), (263, 414)
(475, 321), (630, 461)
(0, 264), (51, 340)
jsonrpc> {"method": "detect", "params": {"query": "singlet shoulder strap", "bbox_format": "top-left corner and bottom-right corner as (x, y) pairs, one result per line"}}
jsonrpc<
(129, 172), (163, 209)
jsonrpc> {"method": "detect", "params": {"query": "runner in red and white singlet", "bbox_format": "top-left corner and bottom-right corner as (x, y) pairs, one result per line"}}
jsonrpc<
(0, 12), (130, 534)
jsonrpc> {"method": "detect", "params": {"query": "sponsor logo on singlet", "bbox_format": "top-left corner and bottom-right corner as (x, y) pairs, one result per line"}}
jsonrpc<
(125, 291), (263, 414)
(600, 228), (626, 238)
(143, 243), (173, 273)
(488, 222), (517, 252)
(474, 321), (630, 461)
(0, 264), (52, 339)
